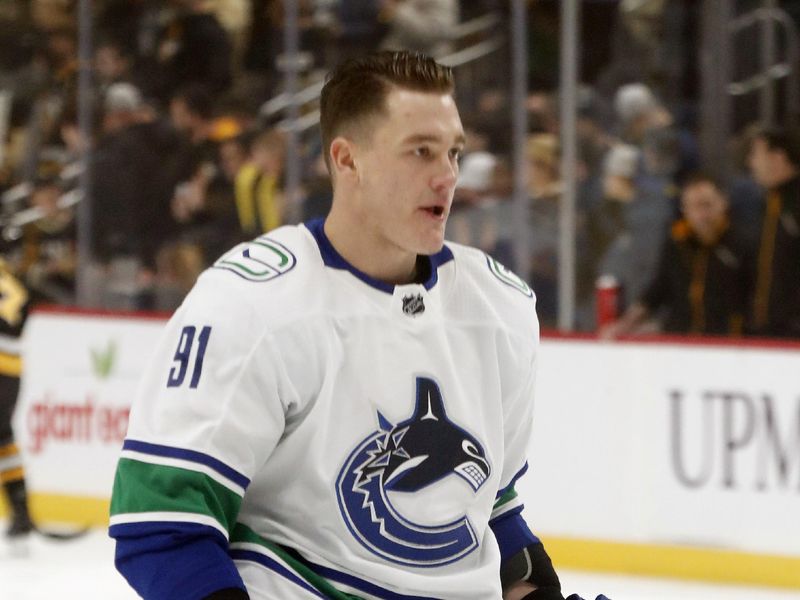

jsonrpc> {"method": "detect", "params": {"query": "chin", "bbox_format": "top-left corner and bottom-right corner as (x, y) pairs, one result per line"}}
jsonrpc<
(418, 236), (446, 256)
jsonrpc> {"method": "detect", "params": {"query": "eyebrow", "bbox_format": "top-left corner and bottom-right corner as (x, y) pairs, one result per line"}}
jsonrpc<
(402, 133), (467, 146)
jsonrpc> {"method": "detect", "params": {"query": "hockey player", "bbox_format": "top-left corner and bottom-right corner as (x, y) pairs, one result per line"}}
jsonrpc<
(110, 51), (580, 599)
(0, 260), (33, 541)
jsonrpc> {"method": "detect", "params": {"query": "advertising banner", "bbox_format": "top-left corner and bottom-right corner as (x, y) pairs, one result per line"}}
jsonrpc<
(14, 311), (165, 498)
(522, 338), (800, 558)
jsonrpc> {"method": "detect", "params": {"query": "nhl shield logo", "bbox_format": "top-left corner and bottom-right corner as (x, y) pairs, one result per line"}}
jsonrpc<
(402, 293), (425, 316)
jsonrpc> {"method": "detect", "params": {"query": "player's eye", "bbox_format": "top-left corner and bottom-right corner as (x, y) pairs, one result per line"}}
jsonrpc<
(449, 148), (462, 161)
(414, 146), (431, 158)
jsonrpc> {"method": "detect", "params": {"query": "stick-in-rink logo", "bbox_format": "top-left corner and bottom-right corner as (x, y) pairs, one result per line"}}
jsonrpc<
(336, 377), (491, 567)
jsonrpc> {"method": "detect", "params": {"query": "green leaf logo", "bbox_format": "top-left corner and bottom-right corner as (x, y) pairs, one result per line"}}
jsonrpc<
(91, 340), (116, 379)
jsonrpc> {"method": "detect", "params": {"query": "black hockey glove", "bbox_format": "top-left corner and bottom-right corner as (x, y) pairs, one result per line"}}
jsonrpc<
(519, 589), (566, 600)
(501, 541), (561, 594)
(519, 590), (611, 600)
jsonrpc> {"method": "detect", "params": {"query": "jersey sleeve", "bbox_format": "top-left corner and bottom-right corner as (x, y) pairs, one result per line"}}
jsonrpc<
(109, 271), (294, 598)
(490, 320), (540, 562)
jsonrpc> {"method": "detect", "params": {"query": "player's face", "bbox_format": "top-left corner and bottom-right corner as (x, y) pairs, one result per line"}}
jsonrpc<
(356, 88), (465, 256)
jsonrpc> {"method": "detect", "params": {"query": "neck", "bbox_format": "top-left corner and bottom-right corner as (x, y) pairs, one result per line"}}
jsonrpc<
(695, 219), (727, 246)
(324, 201), (419, 286)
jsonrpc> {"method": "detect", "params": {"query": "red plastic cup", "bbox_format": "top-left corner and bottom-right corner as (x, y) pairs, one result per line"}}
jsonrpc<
(596, 274), (620, 329)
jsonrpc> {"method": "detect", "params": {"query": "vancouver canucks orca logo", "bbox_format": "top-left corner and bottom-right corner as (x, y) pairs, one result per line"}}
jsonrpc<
(336, 377), (491, 567)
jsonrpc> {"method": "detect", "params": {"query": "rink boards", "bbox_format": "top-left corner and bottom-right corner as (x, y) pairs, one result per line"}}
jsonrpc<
(6, 309), (800, 590)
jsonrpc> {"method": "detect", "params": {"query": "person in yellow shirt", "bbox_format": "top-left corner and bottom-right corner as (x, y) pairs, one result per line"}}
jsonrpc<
(234, 128), (286, 237)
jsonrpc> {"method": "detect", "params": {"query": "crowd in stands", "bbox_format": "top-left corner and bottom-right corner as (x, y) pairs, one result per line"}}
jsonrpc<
(0, 0), (799, 339)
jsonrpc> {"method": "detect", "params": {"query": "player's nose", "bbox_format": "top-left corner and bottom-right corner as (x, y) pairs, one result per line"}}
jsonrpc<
(430, 156), (458, 194)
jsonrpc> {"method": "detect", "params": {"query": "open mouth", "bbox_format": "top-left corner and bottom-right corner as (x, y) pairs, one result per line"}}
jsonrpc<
(423, 206), (446, 217)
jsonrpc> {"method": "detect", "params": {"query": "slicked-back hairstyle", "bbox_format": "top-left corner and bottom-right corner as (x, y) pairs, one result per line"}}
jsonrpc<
(319, 51), (455, 171)
(754, 125), (800, 168)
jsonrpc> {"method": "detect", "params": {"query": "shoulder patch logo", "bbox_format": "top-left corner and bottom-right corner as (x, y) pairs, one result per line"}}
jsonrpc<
(401, 293), (425, 316)
(213, 237), (296, 282)
(486, 255), (533, 297)
(336, 377), (491, 567)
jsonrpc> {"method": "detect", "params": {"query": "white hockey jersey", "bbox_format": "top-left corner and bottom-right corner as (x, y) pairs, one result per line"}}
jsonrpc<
(110, 219), (540, 600)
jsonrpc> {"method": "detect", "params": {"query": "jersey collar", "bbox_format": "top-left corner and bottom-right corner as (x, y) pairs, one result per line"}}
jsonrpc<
(305, 217), (454, 294)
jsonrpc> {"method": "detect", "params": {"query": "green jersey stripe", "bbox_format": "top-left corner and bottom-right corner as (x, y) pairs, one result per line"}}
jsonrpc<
(119, 449), (246, 496)
(492, 487), (518, 510)
(110, 458), (242, 533)
(231, 523), (365, 600)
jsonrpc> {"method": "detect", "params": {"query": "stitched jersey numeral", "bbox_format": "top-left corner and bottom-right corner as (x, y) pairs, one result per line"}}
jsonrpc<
(167, 325), (212, 389)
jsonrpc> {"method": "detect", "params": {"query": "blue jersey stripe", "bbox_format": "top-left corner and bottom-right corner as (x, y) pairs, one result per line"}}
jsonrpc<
(305, 218), (454, 294)
(495, 462), (528, 499)
(123, 439), (250, 489)
(489, 503), (524, 526)
(109, 520), (228, 542)
(231, 549), (327, 599)
(302, 558), (440, 600)
(489, 511), (540, 562)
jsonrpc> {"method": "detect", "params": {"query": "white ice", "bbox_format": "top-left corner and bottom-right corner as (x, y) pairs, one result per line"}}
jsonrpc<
(1, 526), (799, 600)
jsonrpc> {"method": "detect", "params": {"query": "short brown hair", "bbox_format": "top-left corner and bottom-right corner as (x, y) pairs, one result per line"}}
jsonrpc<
(319, 51), (454, 170)
(754, 125), (800, 168)
(681, 171), (727, 196)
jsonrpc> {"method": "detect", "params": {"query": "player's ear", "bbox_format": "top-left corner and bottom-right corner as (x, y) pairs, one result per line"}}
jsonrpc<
(330, 137), (358, 181)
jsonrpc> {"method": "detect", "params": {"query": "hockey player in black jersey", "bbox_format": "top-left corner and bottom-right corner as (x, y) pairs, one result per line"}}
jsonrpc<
(0, 260), (33, 541)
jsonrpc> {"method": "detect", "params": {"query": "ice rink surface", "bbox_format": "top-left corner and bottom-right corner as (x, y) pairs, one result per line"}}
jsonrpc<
(2, 528), (799, 600)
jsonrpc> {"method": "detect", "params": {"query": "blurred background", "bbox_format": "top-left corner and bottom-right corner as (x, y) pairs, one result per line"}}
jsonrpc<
(0, 0), (796, 338)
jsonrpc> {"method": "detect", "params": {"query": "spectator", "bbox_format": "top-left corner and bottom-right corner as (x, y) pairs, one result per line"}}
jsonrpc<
(727, 123), (765, 248)
(588, 143), (673, 316)
(0, 1), (37, 74)
(447, 150), (498, 248)
(94, 38), (135, 95)
(169, 85), (245, 266)
(241, 0), (281, 85)
(299, 145), (333, 223)
(334, 0), (387, 63)
(234, 128), (286, 237)
(526, 133), (562, 326)
(208, 0), (252, 73)
(169, 84), (219, 227)
(614, 82), (699, 183)
(152, 0), (233, 102)
(746, 126), (800, 338)
(596, 0), (694, 110)
(31, 0), (73, 32)
(95, 0), (151, 57)
(15, 163), (76, 305)
(90, 82), (179, 308)
(379, 0), (459, 58)
(91, 82), (151, 264)
(601, 173), (751, 337)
